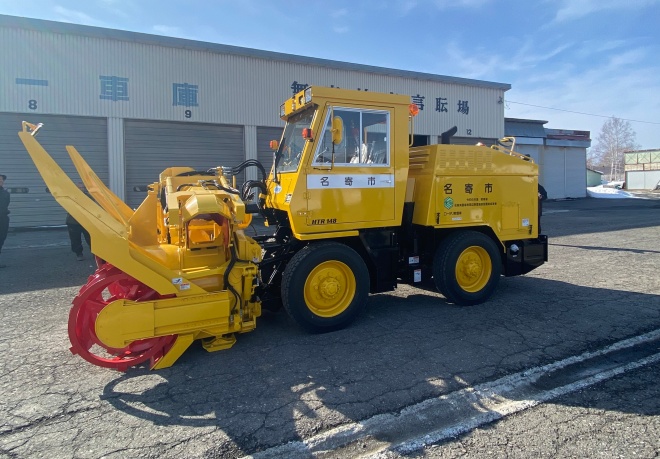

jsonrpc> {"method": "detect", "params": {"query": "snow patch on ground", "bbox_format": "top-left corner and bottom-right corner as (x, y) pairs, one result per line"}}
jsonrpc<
(586, 185), (634, 199)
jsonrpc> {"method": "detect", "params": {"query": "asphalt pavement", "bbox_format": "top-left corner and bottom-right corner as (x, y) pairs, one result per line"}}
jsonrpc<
(0, 195), (659, 458)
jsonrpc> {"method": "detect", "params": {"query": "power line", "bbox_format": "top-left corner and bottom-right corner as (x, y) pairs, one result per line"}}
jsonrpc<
(505, 100), (660, 126)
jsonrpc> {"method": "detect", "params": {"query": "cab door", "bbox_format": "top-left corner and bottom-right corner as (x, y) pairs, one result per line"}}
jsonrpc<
(306, 106), (395, 230)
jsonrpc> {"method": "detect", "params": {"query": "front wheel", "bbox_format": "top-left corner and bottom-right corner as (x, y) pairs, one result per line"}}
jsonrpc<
(433, 231), (502, 306)
(281, 242), (369, 333)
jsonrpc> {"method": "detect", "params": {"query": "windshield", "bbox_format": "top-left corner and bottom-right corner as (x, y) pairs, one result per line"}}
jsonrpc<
(276, 107), (315, 173)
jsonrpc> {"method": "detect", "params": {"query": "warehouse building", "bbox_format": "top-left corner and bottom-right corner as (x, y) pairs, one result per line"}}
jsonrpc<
(2, 15), (555, 228)
(625, 149), (660, 190)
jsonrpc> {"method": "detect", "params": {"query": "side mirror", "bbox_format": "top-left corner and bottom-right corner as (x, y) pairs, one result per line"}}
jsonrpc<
(269, 140), (279, 150)
(331, 116), (343, 145)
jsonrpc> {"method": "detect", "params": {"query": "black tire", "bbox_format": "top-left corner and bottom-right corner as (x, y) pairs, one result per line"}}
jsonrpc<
(433, 231), (502, 306)
(281, 242), (369, 333)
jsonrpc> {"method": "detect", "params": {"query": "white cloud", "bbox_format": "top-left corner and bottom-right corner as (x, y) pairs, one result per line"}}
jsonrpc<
(333, 26), (349, 34)
(433, 0), (491, 9)
(595, 40), (628, 53)
(152, 25), (182, 37)
(553, 0), (660, 22)
(331, 8), (348, 18)
(52, 6), (99, 25)
(442, 35), (659, 148)
(574, 39), (630, 59)
(96, 0), (139, 19)
(399, 0), (418, 15)
(605, 48), (646, 69)
(444, 39), (572, 80)
(505, 54), (660, 148)
(445, 43), (501, 79)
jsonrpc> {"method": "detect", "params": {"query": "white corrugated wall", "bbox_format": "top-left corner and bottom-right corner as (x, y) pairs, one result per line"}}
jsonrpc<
(0, 26), (505, 140)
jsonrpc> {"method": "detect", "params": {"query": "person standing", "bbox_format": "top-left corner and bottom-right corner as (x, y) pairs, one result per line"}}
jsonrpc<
(0, 174), (10, 268)
(66, 183), (91, 261)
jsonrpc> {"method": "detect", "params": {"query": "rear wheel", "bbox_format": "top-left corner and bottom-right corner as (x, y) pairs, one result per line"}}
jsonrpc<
(281, 242), (369, 333)
(433, 231), (502, 305)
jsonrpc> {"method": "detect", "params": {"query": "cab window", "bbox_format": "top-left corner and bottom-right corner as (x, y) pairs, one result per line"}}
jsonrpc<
(313, 107), (389, 166)
(278, 108), (315, 173)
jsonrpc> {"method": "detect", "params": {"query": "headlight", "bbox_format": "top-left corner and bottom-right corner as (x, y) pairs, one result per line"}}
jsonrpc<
(279, 103), (285, 118)
(304, 87), (312, 103)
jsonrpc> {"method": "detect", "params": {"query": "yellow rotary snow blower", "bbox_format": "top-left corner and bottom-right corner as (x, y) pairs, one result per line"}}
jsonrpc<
(19, 87), (547, 371)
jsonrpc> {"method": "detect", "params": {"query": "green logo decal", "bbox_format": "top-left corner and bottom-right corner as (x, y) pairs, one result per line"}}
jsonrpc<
(444, 197), (454, 209)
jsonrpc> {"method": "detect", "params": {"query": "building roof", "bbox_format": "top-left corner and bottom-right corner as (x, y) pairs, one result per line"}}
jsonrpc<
(0, 14), (511, 91)
(505, 118), (592, 147)
(624, 148), (660, 153)
(546, 128), (591, 141)
(504, 118), (547, 138)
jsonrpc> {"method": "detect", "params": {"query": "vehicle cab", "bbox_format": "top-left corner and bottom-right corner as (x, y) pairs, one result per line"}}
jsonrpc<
(266, 86), (413, 240)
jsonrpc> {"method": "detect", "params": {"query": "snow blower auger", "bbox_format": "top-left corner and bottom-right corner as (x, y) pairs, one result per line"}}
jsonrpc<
(18, 122), (263, 370)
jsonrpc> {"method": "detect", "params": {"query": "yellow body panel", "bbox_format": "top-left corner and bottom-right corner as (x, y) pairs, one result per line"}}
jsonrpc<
(95, 291), (233, 348)
(409, 144), (539, 240)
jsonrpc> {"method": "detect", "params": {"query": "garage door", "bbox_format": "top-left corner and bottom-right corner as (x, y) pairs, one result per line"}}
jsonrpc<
(0, 113), (108, 228)
(256, 126), (282, 177)
(564, 148), (586, 198)
(543, 146), (586, 199)
(626, 170), (660, 190)
(124, 120), (245, 209)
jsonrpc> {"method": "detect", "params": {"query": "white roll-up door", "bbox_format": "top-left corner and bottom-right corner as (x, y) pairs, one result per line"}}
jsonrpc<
(0, 113), (108, 228)
(565, 147), (586, 198)
(627, 170), (660, 190)
(542, 147), (565, 199)
(542, 146), (586, 199)
(124, 120), (245, 209)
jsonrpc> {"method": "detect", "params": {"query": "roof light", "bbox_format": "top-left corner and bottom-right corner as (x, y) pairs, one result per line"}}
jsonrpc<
(409, 103), (420, 117)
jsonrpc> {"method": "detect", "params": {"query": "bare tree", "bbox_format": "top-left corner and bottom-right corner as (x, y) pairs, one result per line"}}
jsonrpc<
(586, 148), (601, 171)
(590, 117), (639, 181)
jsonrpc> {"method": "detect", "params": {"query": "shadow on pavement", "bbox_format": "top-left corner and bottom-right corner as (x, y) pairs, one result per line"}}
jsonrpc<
(98, 276), (660, 457)
(0, 245), (95, 294)
(549, 242), (660, 255)
(542, 198), (660, 238)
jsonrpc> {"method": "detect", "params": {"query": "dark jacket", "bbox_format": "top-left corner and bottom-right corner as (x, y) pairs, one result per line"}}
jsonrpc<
(0, 186), (10, 219)
(65, 213), (80, 226)
(66, 190), (92, 225)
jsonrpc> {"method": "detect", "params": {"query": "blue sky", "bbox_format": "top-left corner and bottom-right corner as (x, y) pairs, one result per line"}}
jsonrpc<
(1, 0), (659, 148)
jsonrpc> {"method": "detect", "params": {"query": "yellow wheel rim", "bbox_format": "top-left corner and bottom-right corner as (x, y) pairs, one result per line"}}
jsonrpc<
(304, 260), (356, 317)
(455, 246), (492, 293)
